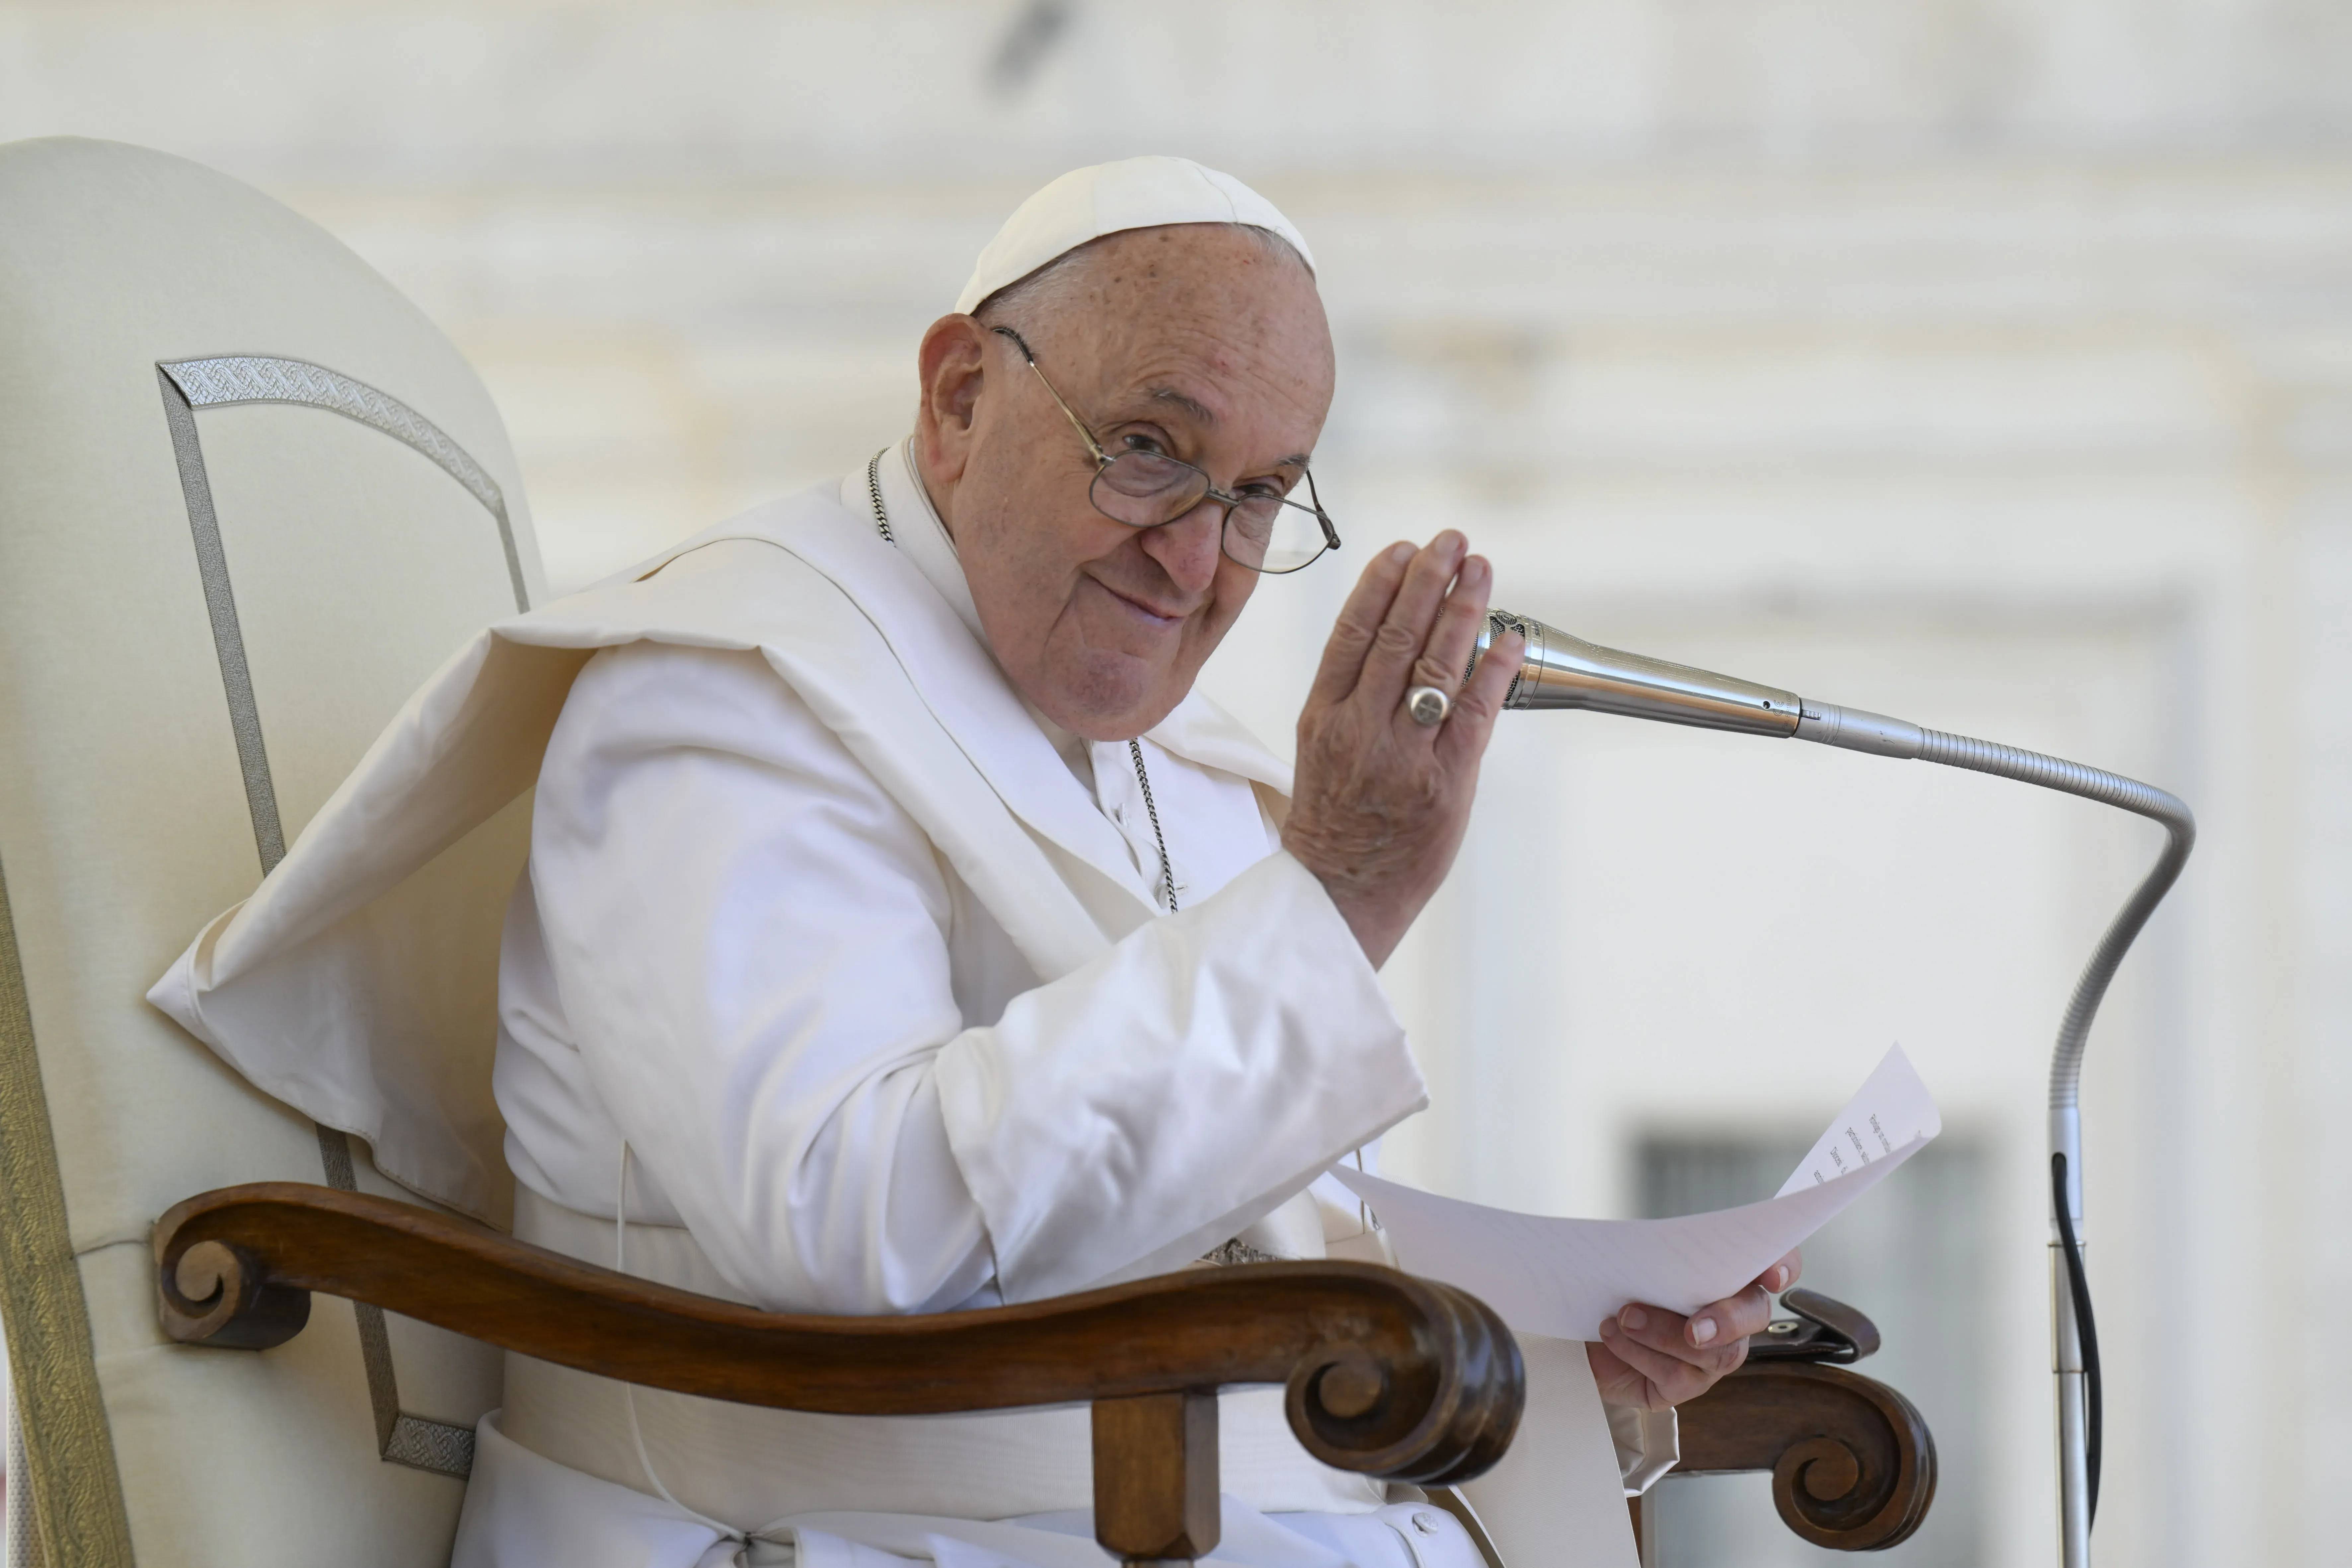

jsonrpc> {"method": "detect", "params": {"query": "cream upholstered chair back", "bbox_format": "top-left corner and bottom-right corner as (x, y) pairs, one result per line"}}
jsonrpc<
(0, 137), (543, 1568)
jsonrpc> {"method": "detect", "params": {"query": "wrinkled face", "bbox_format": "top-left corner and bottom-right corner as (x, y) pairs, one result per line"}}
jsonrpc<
(913, 224), (1335, 741)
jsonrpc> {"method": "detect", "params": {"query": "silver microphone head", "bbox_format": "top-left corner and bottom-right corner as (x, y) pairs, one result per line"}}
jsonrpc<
(1469, 611), (1803, 738)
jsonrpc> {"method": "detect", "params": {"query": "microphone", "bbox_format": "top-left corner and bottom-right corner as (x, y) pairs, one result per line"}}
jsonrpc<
(1466, 609), (1923, 757)
(1471, 607), (2193, 1568)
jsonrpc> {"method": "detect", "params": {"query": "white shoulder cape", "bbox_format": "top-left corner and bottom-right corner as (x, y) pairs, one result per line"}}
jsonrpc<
(148, 484), (1294, 1227)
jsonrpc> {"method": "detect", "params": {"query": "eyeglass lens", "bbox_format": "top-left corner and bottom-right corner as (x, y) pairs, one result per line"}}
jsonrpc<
(1090, 451), (1329, 573)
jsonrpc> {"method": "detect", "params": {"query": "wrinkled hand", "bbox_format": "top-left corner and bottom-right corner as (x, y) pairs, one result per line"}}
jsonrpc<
(1282, 533), (1523, 969)
(1586, 1250), (1802, 1412)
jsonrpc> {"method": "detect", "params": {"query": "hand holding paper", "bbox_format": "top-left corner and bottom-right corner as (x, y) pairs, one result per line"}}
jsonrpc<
(1588, 1254), (1798, 1411)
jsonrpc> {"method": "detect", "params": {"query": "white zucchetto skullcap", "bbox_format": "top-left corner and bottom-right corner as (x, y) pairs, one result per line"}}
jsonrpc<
(953, 156), (1315, 316)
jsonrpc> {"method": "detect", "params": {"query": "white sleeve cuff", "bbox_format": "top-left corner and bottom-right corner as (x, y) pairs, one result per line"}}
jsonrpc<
(1609, 1404), (1681, 1497)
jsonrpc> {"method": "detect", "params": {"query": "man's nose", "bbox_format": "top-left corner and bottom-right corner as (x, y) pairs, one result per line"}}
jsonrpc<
(1138, 499), (1225, 593)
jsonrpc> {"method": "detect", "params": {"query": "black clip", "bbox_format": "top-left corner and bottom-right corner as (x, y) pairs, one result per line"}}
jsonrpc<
(1743, 1287), (1881, 1364)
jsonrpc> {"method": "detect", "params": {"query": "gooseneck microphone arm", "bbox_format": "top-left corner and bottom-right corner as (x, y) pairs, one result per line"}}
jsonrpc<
(1469, 611), (2195, 1568)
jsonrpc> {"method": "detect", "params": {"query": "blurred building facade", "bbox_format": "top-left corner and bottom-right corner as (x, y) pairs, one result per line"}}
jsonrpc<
(8, 2), (2351, 1564)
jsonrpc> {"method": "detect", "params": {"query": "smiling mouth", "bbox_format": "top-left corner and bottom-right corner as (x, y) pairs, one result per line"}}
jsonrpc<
(1094, 578), (1189, 628)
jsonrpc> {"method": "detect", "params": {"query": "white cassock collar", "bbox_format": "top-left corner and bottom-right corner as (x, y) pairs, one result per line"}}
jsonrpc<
(865, 438), (1094, 788)
(871, 438), (986, 644)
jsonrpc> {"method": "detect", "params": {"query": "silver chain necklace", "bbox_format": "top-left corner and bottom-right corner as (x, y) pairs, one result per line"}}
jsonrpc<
(1124, 737), (1177, 913)
(864, 450), (1177, 913)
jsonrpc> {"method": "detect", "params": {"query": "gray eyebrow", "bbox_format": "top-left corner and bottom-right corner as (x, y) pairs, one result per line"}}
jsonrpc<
(1147, 386), (1217, 425)
(1138, 388), (1312, 472)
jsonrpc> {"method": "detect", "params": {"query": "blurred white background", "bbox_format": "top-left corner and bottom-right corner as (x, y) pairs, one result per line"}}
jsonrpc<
(9, 2), (2351, 1563)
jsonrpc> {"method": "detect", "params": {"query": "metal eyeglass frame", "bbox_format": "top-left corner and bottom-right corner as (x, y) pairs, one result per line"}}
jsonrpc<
(989, 325), (1340, 574)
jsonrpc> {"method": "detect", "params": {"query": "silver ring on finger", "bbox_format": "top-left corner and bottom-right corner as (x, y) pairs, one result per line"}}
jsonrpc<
(1405, 685), (1451, 727)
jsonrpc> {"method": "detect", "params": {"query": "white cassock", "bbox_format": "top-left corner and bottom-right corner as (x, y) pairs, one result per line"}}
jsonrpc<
(152, 439), (1671, 1568)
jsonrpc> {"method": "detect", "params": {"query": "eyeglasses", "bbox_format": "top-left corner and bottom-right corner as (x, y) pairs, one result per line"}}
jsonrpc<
(991, 325), (1340, 574)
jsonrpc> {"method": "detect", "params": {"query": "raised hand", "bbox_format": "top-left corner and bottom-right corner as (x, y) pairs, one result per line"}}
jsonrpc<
(1282, 532), (1523, 969)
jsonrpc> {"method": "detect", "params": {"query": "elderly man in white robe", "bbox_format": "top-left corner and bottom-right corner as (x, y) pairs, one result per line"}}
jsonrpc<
(155, 157), (1797, 1568)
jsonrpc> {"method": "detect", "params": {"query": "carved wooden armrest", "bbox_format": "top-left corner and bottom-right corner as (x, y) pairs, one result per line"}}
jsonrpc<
(1668, 1358), (1938, 1551)
(155, 1183), (1524, 1565)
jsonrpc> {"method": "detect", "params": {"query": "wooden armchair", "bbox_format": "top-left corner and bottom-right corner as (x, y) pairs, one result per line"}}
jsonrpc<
(151, 1183), (1934, 1564)
(152, 1184), (1518, 1564)
(0, 135), (1932, 1567)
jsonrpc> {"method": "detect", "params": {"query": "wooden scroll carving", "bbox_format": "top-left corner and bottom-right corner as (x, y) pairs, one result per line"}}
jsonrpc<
(1672, 1359), (1937, 1551)
(156, 1182), (1524, 1565)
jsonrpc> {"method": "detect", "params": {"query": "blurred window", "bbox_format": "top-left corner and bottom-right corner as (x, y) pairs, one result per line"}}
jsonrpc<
(1636, 1134), (1988, 1568)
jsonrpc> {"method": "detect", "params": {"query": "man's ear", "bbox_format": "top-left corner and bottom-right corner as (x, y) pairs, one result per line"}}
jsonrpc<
(915, 314), (990, 495)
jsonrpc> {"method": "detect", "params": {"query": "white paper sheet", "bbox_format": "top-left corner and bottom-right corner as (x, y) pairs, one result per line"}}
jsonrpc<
(1329, 1045), (1939, 1341)
(1776, 1043), (1943, 1196)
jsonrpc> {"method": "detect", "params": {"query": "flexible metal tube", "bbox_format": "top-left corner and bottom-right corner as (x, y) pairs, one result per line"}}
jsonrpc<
(1804, 712), (2194, 1568)
(1905, 729), (2196, 1119)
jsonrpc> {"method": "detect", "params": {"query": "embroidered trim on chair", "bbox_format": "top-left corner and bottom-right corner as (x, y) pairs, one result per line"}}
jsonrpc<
(157, 368), (286, 869)
(152, 358), (499, 1480)
(159, 354), (528, 614)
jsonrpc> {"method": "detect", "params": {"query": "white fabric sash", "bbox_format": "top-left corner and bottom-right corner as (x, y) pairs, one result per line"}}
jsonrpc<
(454, 1413), (1479, 1568)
